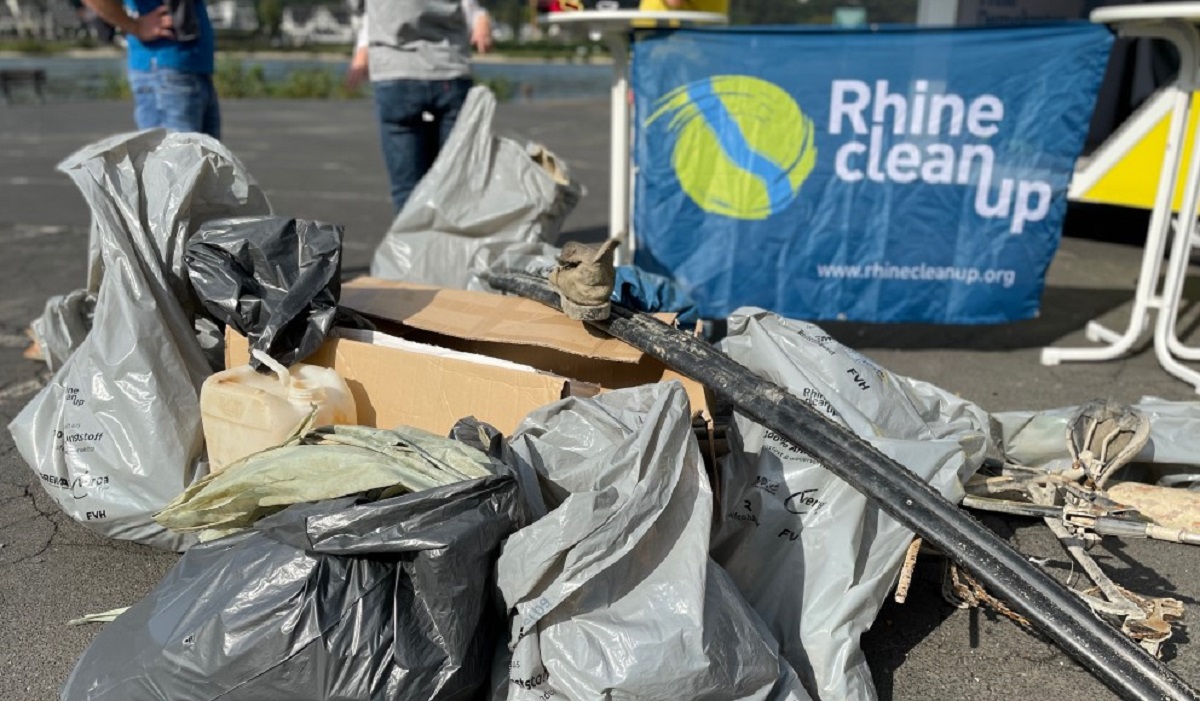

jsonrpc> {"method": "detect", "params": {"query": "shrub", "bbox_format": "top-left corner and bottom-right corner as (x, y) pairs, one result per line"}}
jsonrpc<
(478, 76), (515, 102)
(91, 59), (513, 102)
(213, 57), (271, 98)
(96, 72), (131, 100)
(273, 67), (340, 98)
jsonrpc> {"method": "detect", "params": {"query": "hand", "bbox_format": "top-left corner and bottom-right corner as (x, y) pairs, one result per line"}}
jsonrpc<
(345, 46), (369, 91)
(133, 5), (173, 42)
(471, 13), (492, 54)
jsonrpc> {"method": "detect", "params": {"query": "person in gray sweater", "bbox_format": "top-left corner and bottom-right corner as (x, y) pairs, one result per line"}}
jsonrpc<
(347, 0), (493, 214)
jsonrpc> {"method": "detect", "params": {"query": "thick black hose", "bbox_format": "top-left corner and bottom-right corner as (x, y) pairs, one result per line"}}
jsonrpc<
(491, 272), (1200, 701)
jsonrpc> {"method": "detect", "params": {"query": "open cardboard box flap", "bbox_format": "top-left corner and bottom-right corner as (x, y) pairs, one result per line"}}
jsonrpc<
(341, 278), (650, 363)
(339, 279), (709, 416)
(226, 279), (711, 438)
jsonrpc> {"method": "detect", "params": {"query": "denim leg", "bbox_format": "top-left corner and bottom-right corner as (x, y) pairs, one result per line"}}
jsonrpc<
(373, 79), (435, 215)
(200, 75), (221, 140)
(155, 69), (212, 136)
(434, 77), (474, 147)
(128, 69), (160, 130)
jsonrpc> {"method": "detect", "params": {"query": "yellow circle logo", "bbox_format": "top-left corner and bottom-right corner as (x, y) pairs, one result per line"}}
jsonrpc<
(646, 75), (817, 220)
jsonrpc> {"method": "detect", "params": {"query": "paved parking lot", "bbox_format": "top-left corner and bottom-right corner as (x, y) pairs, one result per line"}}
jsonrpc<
(2, 97), (1199, 700)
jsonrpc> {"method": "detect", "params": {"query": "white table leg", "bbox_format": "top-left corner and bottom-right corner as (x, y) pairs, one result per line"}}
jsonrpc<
(1041, 21), (1195, 369)
(1164, 219), (1200, 360)
(1152, 22), (1200, 390)
(1162, 20), (1200, 362)
(608, 34), (631, 267)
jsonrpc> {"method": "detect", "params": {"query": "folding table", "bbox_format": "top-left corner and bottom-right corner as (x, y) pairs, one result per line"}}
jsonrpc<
(1043, 2), (1200, 391)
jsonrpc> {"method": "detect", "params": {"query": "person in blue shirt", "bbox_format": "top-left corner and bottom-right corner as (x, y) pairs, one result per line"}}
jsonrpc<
(81, 0), (220, 139)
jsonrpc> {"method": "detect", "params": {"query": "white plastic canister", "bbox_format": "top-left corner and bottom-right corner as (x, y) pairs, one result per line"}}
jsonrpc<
(200, 349), (357, 473)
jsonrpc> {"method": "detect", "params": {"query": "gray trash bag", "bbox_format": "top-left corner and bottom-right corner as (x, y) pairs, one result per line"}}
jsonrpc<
(494, 382), (811, 701)
(476, 241), (561, 293)
(8, 130), (271, 551)
(370, 86), (583, 290)
(995, 397), (1200, 477)
(29, 289), (95, 372)
(28, 213), (108, 371)
(710, 308), (996, 701)
(60, 475), (524, 701)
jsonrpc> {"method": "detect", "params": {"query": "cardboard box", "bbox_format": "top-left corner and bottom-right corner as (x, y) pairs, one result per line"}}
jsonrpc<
(225, 279), (712, 438)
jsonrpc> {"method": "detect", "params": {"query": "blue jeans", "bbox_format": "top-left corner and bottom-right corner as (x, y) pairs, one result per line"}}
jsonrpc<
(373, 78), (472, 214)
(128, 67), (221, 139)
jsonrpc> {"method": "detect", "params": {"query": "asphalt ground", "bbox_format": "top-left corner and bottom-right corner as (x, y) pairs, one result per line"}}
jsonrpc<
(2, 96), (1200, 700)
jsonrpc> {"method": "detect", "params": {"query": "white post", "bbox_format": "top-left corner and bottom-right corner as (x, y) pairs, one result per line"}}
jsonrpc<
(1152, 21), (1200, 389)
(608, 34), (631, 266)
(916, 0), (959, 26)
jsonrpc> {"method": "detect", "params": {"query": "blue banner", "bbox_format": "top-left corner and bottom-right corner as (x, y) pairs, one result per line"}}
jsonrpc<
(632, 23), (1113, 323)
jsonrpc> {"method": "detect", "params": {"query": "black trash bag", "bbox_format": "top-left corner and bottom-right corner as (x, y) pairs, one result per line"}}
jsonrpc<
(449, 418), (548, 522)
(185, 216), (347, 369)
(60, 475), (523, 701)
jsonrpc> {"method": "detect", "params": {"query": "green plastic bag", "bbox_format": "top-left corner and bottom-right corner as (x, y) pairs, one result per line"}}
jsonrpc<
(155, 424), (495, 541)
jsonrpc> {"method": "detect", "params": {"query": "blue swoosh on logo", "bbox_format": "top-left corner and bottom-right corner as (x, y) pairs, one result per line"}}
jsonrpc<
(686, 79), (796, 214)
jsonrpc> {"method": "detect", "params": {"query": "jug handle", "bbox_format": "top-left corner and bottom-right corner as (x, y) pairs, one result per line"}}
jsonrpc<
(250, 349), (291, 389)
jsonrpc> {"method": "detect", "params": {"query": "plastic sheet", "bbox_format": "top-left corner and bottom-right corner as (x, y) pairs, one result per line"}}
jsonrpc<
(612, 264), (700, 327)
(61, 475), (523, 701)
(156, 424), (496, 541)
(477, 241), (561, 293)
(370, 86), (582, 290)
(494, 382), (810, 701)
(710, 308), (995, 701)
(995, 398), (1200, 479)
(29, 289), (95, 372)
(8, 130), (271, 551)
(186, 216), (345, 369)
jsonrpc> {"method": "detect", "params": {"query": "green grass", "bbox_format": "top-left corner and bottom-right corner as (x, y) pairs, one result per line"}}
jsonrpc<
(213, 57), (272, 98)
(0, 38), (70, 55)
(217, 35), (355, 55)
(213, 36), (607, 60)
(0, 35), (606, 61)
(213, 57), (366, 98)
(96, 72), (132, 99)
(93, 60), (363, 101)
(94, 58), (513, 101)
(478, 76), (515, 102)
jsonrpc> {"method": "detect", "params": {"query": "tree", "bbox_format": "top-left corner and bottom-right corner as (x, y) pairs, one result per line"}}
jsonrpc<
(489, 0), (528, 35)
(257, 0), (284, 38)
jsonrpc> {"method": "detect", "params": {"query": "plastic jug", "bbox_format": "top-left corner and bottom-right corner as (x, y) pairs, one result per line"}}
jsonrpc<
(201, 350), (357, 473)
